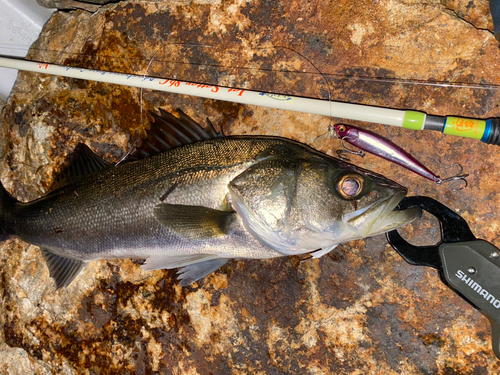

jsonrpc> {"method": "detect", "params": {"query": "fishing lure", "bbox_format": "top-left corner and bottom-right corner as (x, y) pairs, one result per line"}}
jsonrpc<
(334, 124), (469, 186)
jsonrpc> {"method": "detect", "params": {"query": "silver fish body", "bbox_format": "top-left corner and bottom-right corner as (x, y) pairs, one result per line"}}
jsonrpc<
(16, 138), (282, 261)
(1, 115), (421, 288)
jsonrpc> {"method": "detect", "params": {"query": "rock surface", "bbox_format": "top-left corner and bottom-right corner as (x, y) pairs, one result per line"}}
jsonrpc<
(2, 0), (500, 373)
(36, 0), (120, 12)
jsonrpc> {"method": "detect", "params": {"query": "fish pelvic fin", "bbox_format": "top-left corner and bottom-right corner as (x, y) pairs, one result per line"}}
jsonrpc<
(141, 254), (229, 286)
(40, 248), (86, 289)
(142, 254), (219, 271)
(154, 204), (236, 240)
(178, 258), (229, 286)
(0, 182), (18, 241)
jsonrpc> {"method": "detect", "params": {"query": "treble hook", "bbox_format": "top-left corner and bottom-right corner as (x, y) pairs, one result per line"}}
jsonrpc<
(115, 137), (140, 166)
(435, 163), (469, 190)
(314, 125), (336, 142)
(336, 137), (366, 161)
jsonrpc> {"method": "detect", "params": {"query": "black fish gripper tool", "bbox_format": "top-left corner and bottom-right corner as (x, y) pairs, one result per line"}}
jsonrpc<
(386, 196), (500, 360)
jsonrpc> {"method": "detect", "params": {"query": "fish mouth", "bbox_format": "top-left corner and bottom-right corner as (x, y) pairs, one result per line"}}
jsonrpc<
(343, 191), (422, 238)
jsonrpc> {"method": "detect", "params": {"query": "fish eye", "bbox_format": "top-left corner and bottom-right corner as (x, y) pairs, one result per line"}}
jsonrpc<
(337, 125), (346, 133)
(336, 173), (364, 199)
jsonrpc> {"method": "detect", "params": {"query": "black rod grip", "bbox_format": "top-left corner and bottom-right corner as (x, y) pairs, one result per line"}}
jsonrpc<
(491, 0), (500, 46)
(485, 118), (500, 146)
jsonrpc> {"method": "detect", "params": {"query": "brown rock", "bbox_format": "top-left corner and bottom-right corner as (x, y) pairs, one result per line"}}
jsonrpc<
(36, 0), (120, 12)
(2, 0), (500, 373)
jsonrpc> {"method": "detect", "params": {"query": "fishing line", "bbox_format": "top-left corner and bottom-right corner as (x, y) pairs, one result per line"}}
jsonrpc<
(267, 45), (334, 128)
(5, 42), (500, 92)
(115, 48), (161, 166)
(3, 42), (500, 145)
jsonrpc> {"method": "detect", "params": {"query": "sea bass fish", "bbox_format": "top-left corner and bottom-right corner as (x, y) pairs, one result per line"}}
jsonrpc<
(0, 110), (421, 288)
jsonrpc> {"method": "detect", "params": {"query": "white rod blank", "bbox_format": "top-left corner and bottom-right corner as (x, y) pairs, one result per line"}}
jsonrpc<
(0, 55), (406, 126)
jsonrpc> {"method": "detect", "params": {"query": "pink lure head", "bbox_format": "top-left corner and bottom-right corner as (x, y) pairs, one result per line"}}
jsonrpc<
(334, 124), (357, 140)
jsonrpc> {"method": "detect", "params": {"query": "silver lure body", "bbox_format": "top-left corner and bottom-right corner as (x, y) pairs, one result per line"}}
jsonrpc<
(335, 124), (438, 182)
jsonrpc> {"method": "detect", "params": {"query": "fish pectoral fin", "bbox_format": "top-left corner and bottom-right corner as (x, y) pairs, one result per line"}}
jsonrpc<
(178, 258), (229, 286)
(154, 204), (236, 240)
(40, 248), (86, 289)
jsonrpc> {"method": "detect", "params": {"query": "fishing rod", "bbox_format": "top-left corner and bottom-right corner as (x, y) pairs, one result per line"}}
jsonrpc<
(1, 54), (500, 146)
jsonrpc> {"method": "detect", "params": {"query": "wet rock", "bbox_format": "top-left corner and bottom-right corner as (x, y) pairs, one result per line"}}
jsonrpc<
(1, 0), (500, 373)
(36, 0), (123, 12)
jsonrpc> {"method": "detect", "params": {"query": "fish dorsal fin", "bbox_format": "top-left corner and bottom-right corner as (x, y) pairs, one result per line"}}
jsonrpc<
(154, 203), (236, 240)
(52, 143), (112, 189)
(132, 109), (223, 159)
(40, 248), (86, 289)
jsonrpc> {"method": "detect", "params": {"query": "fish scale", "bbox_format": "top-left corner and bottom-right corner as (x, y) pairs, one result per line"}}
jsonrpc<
(0, 110), (421, 288)
(17, 138), (286, 259)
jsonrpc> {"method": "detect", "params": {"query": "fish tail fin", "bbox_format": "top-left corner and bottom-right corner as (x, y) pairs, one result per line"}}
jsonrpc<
(0, 182), (18, 241)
